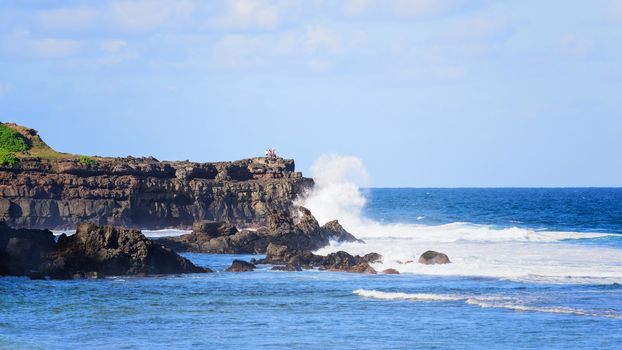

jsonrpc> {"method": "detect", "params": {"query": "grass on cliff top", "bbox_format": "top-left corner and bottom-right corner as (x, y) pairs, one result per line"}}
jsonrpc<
(0, 122), (96, 163)
(0, 124), (30, 152)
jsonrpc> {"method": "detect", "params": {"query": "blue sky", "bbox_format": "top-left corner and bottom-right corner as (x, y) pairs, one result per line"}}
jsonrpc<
(0, 0), (621, 187)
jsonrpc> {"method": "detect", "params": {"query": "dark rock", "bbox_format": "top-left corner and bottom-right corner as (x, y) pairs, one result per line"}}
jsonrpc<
(258, 244), (381, 274)
(192, 221), (238, 238)
(0, 221), (211, 279)
(225, 259), (255, 272)
(381, 268), (400, 274)
(418, 250), (450, 265)
(158, 207), (363, 255)
(0, 221), (55, 276)
(321, 220), (364, 243)
(270, 264), (302, 272)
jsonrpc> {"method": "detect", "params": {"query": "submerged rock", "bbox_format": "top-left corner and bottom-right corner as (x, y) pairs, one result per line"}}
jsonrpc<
(381, 268), (400, 274)
(0, 221), (211, 279)
(225, 259), (255, 272)
(418, 250), (450, 265)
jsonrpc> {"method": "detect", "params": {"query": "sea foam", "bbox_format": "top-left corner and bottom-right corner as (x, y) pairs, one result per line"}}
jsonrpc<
(354, 289), (622, 319)
(301, 155), (622, 285)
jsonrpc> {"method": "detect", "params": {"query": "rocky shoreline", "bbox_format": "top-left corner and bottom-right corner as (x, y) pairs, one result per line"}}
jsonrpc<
(0, 123), (450, 280)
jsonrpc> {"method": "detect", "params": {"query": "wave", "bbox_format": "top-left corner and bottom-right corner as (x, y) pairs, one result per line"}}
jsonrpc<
(354, 289), (622, 319)
(301, 155), (622, 285)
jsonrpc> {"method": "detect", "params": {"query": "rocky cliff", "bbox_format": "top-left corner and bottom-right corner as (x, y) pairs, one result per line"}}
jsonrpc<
(0, 124), (313, 229)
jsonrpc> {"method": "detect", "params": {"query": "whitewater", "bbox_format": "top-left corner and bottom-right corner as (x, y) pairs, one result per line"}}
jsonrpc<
(300, 155), (622, 285)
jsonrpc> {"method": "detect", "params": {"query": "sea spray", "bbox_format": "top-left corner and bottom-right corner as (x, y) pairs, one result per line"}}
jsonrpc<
(300, 155), (622, 284)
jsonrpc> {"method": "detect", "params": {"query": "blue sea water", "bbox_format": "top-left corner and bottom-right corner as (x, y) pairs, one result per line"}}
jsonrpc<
(2, 188), (622, 349)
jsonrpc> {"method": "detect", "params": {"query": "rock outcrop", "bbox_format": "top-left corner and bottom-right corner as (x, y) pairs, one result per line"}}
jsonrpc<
(0, 221), (210, 279)
(256, 243), (381, 274)
(0, 124), (313, 229)
(418, 250), (450, 265)
(157, 207), (362, 254)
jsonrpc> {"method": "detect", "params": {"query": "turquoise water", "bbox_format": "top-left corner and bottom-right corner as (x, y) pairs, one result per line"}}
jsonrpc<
(2, 189), (622, 349)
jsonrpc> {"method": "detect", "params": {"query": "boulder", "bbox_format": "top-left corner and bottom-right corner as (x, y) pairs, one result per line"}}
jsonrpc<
(225, 259), (255, 272)
(0, 221), (211, 279)
(418, 250), (450, 265)
(381, 268), (400, 274)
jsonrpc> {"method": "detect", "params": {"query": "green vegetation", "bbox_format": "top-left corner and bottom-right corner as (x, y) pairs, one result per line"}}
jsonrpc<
(0, 149), (17, 166)
(79, 155), (96, 165)
(0, 124), (30, 152)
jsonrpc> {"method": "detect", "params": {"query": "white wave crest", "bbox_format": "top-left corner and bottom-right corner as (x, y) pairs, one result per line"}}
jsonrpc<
(301, 155), (622, 285)
(355, 289), (622, 319)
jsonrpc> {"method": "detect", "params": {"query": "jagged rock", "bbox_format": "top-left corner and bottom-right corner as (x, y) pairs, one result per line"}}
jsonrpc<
(381, 268), (400, 274)
(418, 250), (450, 265)
(258, 244), (381, 274)
(321, 220), (364, 243)
(158, 207), (362, 254)
(0, 221), (211, 279)
(225, 259), (255, 272)
(0, 126), (313, 230)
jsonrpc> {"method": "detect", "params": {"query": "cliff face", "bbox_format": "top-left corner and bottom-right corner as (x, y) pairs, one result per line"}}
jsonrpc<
(0, 156), (313, 229)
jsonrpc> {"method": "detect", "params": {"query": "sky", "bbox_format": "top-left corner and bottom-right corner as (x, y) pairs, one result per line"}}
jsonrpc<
(0, 0), (621, 187)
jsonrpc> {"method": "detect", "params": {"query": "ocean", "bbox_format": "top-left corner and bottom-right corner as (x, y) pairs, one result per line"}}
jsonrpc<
(2, 188), (622, 349)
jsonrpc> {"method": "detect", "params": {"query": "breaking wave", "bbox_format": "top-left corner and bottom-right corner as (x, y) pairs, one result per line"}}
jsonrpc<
(354, 289), (622, 319)
(300, 155), (622, 285)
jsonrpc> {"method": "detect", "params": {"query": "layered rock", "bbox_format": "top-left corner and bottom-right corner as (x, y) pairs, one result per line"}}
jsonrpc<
(157, 207), (362, 254)
(0, 221), (210, 279)
(256, 243), (381, 274)
(0, 155), (312, 229)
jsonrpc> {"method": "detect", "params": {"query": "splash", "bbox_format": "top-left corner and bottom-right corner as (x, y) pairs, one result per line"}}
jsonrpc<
(299, 155), (622, 284)
(296, 154), (369, 226)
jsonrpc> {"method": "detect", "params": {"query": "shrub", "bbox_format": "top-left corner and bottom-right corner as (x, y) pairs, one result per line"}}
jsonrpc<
(0, 124), (30, 152)
(0, 149), (17, 166)
(79, 155), (96, 165)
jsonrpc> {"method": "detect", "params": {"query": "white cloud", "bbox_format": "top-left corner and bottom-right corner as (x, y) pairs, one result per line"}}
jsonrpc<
(37, 7), (100, 31)
(100, 39), (128, 53)
(608, 0), (622, 21)
(0, 83), (12, 98)
(0, 31), (81, 58)
(303, 26), (341, 53)
(344, 0), (478, 19)
(450, 16), (513, 41)
(211, 0), (280, 29)
(108, 0), (196, 31)
(208, 25), (345, 70)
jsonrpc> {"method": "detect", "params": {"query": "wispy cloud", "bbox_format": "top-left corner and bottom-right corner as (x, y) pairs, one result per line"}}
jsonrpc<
(607, 0), (622, 22)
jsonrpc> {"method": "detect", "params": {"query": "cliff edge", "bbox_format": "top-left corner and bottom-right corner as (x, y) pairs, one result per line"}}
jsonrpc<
(0, 122), (313, 229)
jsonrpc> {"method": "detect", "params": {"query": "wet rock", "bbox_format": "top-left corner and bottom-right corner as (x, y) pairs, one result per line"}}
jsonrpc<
(225, 259), (255, 272)
(258, 244), (381, 274)
(158, 207), (363, 254)
(270, 264), (302, 272)
(0, 221), (211, 279)
(381, 268), (400, 274)
(418, 250), (450, 265)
